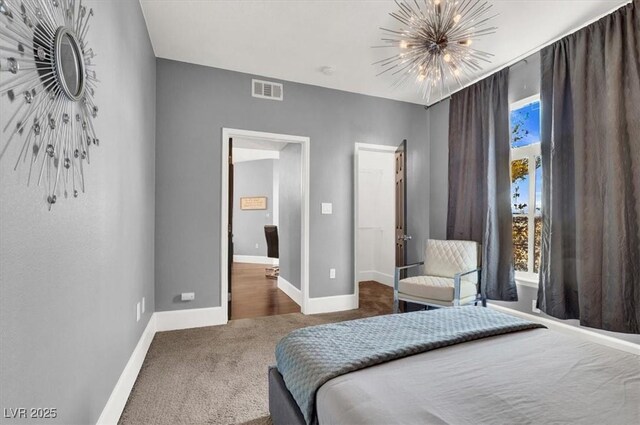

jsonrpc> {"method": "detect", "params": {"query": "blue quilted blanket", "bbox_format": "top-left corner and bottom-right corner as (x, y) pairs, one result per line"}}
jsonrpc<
(275, 307), (545, 424)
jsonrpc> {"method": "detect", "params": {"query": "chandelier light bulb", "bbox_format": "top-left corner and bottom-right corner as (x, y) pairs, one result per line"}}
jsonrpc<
(454, 14), (461, 23)
(443, 53), (452, 62)
(400, 40), (409, 49)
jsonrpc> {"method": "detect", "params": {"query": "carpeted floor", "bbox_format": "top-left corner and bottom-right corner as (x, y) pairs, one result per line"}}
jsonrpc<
(119, 281), (393, 425)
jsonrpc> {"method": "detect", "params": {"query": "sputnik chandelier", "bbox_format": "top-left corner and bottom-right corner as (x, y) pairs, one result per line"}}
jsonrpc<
(0, 0), (99, 210)
(376, 0), (497, 102)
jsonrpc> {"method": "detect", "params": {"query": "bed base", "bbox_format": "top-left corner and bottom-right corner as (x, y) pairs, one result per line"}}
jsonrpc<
(268, 366), (306, 425)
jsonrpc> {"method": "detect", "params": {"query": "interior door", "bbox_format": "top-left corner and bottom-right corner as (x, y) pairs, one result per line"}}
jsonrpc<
(395, 140), (409, 277)
(228, 138), (234, 319)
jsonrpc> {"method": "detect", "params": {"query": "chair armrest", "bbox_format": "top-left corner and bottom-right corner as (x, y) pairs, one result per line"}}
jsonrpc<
(453, 268), (482, 306)
(396, 262), (425, 272)
(393, 262), (424, 291)
(454, 267), (481, 279)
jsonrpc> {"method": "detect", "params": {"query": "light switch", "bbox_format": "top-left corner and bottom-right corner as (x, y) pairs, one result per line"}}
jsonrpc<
(136, 302), (141, 322)
(321, 203), (333, 215)
(330, 268), (336, 279)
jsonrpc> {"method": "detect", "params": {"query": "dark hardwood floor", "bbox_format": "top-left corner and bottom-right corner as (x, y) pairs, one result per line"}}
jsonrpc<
(230, 262), (300, 320)
(230, 262), (394, 320)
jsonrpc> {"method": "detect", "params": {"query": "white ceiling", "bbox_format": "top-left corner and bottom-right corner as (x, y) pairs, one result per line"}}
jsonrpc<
(233, 147), (281, 163)
(233, 136), (288, 151)
(232, 136), (287, 163)
(140, 0), (630, 105)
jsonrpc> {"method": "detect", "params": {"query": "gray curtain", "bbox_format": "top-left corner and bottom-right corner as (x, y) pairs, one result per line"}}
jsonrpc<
(538, 1), (640, 333)
(447, 69), (517, 301)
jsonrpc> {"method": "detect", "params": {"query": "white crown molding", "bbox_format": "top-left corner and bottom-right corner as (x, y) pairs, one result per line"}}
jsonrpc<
(277, 276), (302, 306)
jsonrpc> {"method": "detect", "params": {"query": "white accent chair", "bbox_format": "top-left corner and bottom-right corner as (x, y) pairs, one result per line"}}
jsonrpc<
(393, 239), (484, 313)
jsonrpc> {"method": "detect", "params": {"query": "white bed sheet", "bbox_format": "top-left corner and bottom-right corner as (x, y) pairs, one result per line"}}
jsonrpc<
(316, 328), (640, 425)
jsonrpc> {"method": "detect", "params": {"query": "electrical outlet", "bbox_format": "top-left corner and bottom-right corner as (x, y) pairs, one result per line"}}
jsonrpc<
(532, 300), (541, 314)
(181, 292), (195, 301)
(136, 302), (141, 322)
(329, 268), (336, 279)
(142, 297), (145, 313)
(255, 243), (259, 249)
(321, 203), (333, 215)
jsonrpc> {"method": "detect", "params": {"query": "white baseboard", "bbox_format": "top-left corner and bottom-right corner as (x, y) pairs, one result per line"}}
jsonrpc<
(97, 315), (157, 425)
(358, 270), (394, 287)
(233, 255), (278, 265)
(155, 307), (227, 332)
(305, 293), (358, 315)
(277, 276), (302, 305)
(488, 303), (640, 355)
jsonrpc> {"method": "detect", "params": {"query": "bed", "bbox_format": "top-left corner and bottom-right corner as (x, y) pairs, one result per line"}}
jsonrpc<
(268, 307), (640, 425)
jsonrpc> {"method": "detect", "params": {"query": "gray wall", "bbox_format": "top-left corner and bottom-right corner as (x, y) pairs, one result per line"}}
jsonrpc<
(0, 1), (156, 423)
(233, 159), (274, 256)
(278, 144), (302, 289)
(155, 58), (429, 310)
(406, 113), (432, 266)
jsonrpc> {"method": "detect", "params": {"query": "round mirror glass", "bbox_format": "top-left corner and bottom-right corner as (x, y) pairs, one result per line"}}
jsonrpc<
(60, 34), (80, 94)
(55, 28), (85, 100)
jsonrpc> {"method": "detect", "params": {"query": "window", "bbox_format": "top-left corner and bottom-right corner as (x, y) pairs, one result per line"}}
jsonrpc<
(510, 96), (541, 280)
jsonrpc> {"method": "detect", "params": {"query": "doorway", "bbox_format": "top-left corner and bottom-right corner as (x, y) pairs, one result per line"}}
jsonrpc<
(354, 142), (408, 306)
(221, 129), (310, 321)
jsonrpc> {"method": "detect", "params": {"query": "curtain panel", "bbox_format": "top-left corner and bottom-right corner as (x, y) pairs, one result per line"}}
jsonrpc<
(538, 0), (640, 333)
(447, 69), (517, 302)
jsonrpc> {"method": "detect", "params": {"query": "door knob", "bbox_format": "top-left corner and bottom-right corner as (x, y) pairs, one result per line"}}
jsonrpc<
(398, 235), (412, 241)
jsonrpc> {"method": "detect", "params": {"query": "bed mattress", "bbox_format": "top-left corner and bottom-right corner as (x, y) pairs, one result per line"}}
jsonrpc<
(316, 328), (640, 425)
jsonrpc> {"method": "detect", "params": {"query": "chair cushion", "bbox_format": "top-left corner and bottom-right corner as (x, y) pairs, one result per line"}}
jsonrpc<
(424, 239), (479, 283)
(398, 276), (478, 302)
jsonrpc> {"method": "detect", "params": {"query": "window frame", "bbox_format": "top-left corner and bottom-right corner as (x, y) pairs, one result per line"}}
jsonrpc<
(509, 94), (541, 284)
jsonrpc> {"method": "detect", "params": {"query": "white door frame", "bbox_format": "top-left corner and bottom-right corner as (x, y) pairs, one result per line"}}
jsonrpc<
(353, 143), (398, 306)
(221, 128), (311, 319)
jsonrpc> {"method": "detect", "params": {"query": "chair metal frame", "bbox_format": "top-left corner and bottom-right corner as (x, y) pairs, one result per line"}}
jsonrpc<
(393, 261), (485, 313)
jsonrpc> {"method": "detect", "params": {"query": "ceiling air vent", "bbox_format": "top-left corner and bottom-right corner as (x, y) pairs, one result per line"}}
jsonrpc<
(252, 79), (283, 101)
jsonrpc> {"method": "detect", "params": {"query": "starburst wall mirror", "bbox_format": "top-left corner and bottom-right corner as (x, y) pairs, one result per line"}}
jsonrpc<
(0, 0), (99, 210)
